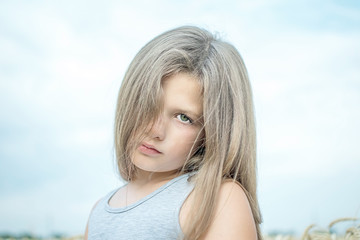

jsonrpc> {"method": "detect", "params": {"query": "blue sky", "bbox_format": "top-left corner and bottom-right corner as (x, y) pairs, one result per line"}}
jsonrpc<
(0, 0), (359, 236)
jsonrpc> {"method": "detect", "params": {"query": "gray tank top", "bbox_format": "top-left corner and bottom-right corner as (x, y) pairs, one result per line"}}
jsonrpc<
(88, 173), (194, 240)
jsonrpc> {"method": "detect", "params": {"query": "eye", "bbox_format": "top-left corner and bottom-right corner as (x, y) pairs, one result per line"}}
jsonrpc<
(176, 113), (192, 124)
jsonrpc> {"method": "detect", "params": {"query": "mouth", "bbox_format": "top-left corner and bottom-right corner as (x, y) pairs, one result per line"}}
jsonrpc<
(138, 142), (162, 155)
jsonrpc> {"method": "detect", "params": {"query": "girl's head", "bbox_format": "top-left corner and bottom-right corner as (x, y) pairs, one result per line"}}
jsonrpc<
(115, 25), (254, 179)
(114, 25), (261, 239)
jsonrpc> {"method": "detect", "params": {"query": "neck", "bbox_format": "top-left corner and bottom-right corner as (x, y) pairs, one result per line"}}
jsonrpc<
(119, 169), (183, 208)
(130, 169), (181, 188)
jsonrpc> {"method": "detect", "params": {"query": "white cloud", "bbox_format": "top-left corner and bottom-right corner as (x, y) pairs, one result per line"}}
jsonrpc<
(0, 0), (359, 236)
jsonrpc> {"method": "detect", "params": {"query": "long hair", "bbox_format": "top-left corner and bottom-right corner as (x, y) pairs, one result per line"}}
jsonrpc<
(114, 26), (262, 239)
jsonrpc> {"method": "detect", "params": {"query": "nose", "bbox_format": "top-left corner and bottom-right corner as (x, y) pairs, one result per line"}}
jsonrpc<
(150, 115), (166, 141)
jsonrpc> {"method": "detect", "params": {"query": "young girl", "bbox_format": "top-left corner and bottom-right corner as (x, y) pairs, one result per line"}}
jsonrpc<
(85, 26), (262, 240)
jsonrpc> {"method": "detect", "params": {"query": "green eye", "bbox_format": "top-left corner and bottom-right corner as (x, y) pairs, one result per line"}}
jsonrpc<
(177, 114), (192, 124)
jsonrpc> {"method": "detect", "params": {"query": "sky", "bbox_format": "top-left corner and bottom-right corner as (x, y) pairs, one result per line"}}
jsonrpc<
(0, 0), (359, 237)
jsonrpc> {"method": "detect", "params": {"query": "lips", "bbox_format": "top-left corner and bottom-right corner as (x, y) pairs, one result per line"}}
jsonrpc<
(138, 142), (162, 155)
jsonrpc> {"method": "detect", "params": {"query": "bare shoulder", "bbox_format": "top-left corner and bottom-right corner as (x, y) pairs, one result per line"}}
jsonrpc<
(201, 181), (257, 240)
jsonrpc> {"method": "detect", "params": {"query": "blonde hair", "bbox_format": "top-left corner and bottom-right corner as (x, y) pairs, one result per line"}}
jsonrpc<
(114, 26), (262, 239)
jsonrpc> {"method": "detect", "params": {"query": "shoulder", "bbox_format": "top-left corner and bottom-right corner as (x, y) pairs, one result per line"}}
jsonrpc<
(200, 181), (257, 240)
(84, 199), (102, 240)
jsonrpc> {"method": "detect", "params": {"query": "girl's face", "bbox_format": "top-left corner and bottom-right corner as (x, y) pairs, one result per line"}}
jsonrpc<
(131, 72), (203, 175)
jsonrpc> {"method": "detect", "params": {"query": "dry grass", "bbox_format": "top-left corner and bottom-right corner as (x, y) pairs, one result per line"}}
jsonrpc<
(0, 218), (358, 240)
(264, 217), (360, 240)
(300, 217), (359, 240)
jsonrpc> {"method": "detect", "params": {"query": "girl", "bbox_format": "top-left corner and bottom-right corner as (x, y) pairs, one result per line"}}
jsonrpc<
(85, 26), (262, 240)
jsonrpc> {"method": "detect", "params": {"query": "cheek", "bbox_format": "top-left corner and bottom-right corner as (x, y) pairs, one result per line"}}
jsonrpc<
(173, 128), (202, 155)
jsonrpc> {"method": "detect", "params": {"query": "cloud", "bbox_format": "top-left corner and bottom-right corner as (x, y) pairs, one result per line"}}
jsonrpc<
(247, 27), (360, 175)
(0, 0), (359, 236)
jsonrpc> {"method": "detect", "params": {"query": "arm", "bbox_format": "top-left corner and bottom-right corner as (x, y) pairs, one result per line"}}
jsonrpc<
(200, 181), (257, 240)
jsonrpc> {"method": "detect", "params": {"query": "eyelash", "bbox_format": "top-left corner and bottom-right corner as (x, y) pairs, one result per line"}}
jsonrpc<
(176, 113), (193, 124)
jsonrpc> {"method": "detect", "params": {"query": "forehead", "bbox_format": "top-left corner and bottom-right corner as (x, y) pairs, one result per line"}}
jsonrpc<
(163, 72), (201, 89)
(161, 72), (203, 115)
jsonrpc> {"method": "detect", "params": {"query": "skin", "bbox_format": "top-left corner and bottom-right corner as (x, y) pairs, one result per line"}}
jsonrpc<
(85, 72), (203, 237)
(180, 181), (257, 240)
(109, 72), (204, 208)
(130, 72), (204, 176)
(85, 72), (257, 239)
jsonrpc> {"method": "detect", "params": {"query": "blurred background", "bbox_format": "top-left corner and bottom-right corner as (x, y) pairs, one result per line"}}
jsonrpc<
(0, 0), (359, 237)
